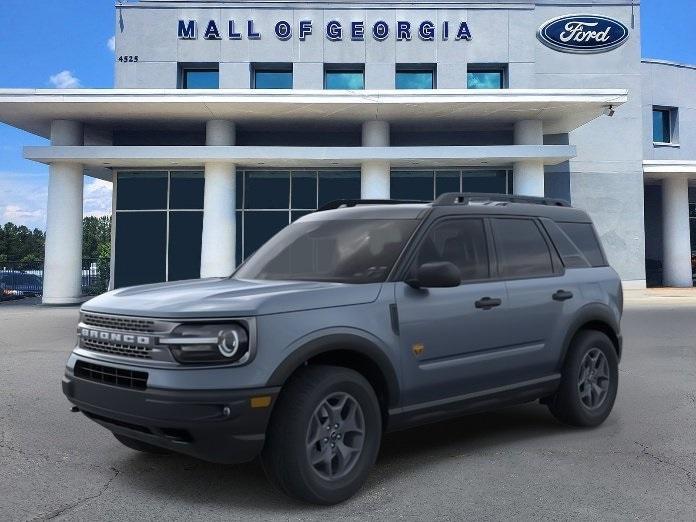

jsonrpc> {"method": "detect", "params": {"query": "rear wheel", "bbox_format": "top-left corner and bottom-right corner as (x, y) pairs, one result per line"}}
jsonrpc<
(548, 330), (619, 427)
(261, 365), (382, 505)
(113, 433), (171, 455)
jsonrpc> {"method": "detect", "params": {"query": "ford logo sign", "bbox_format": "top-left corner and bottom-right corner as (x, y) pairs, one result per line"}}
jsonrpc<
(537, 14), (629, 54)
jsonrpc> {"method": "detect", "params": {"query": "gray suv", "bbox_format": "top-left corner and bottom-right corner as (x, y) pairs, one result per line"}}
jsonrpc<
(62, 193), (622, 505)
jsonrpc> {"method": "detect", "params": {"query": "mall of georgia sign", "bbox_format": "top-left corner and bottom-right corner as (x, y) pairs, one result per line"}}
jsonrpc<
(537, 14), (629, 54)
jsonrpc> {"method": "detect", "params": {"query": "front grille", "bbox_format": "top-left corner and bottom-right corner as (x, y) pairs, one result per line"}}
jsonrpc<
(75, 361), (148, 390)
(81, 338), (153, 359)
(82, 313), (156, 333)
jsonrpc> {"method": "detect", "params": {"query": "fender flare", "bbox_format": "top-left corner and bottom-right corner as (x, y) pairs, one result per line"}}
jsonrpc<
(266, 332), (401, 408)
(559, 303), (622, 366)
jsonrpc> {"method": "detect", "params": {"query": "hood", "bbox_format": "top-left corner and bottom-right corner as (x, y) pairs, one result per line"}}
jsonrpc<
(82, 278), (383, 318)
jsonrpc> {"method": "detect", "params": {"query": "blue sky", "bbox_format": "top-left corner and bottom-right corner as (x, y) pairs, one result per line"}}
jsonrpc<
(0, 0), (694, 230)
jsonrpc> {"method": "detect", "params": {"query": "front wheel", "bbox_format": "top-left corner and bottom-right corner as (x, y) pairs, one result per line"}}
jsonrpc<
(261, 365), (382, 505)
(548, 330), (619, 427)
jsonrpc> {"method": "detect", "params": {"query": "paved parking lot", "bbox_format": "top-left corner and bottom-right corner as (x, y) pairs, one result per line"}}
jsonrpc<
(1, 296), (695, 520)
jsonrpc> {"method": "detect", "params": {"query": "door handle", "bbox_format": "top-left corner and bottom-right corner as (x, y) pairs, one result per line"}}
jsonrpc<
(552, 290), (574, 302)
(475, 297), (502, 310)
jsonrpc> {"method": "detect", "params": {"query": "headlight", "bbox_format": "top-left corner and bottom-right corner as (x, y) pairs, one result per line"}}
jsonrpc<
(160, 323), (250, 365)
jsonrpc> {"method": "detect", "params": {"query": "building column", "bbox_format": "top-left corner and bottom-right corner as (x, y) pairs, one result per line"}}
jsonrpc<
(200, 120), (237, 278)
(361, 121), (390, 199)
(513, 120), (545, 197)
(43, 120), (84, 304)
(661, 175), (692, 287)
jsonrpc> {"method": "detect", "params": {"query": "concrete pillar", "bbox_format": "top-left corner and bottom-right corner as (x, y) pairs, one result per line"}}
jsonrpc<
(513, 120), (545, 197)
(201, 120), (237, 278)
(661, 175), (693, 287)
(361, 121), (390, 199)
(43, 120), (84, 304)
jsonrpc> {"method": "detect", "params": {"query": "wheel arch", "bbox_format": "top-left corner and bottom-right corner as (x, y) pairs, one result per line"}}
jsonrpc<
(560, 304), (622, 367)
(267, 333), (401, 422)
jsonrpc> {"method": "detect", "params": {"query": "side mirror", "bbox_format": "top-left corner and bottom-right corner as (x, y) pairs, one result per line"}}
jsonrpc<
(406, 261), (461, 289)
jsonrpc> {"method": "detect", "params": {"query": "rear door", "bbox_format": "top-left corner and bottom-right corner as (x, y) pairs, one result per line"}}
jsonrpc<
(489, 217), (573, 380)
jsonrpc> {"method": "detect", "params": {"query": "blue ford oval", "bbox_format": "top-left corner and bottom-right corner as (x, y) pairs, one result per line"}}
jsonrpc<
(537, 14), (629, 54)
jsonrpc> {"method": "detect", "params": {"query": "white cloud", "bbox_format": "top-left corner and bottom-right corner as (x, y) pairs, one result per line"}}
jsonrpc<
(107, 36), (116, 52)
(49, 70), (82, 89)
(0, 171), (48, 229)
(83, 178), (113, 218)
(2, 205), (43, 222)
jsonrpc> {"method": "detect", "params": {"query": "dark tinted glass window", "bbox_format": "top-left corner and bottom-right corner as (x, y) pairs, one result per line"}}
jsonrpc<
(540, 219), (590, 269)
(170, 172), (204, 209)
(652, 108), (671, 143)
(254, 69), (293, 89)
(396, 70), (434, 89)
(318, 171), (360, 207)
(415, 219), (489, 281)
(291, 172), (317, 209)
(558, 222), (607, 267)
(461, 170), (507, 193)
(115, 212), (166, 287)
(183, 69), (219, 89)
(467, 70), (504, 89)
(245, 171), (290, 209)
(117, 172), (168, 210)
(435, 171), (459, 197)
(325, 70), (364, 90)
(236, 219), (418, 283)
(492, 218), (554, 278)
(236, 211), (243, 266)
(168, 212), (203, 281)
(243, 211), (289, 258)
(391, 171), (434, 200)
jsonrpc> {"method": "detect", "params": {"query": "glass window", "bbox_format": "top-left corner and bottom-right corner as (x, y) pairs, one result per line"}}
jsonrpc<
(170, 172), (204, 209)
(254, 68), (293, 89)
(414, 219), (490, 281)
(236, 211), (243, 267)
(558, 222), (607, 267)
(244, 171), (290, 209)
(652, 108), (672, 143)
(168, 212), (203, 281)
(391, 171), (434, 200)
(318, 171), (361, 207)
(325, 69), (365, 90)
(396, 69), (434, 89)
(117, 172), (168, 210)
(540, 219), (590, 269)
(291, 171), (317, 209)
(236, 219), (419, 284)
(435, 171), (460, 197)
(492, 218), (554, 278)
(467, 69), (504, 89)
(114, 212), (167, 287)
(461, 170), (508, 193)
(243, 211), (290, 259)
(182, 68), (219, 89)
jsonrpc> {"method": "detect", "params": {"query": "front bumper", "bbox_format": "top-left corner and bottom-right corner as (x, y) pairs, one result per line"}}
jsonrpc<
(62, 365), (280, 464)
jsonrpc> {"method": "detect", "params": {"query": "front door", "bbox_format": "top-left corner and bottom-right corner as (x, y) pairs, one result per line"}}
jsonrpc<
(396, 217), (510, 408)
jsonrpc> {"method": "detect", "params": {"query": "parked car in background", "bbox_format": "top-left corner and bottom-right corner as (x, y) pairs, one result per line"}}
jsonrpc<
(0, 271), (43, 300)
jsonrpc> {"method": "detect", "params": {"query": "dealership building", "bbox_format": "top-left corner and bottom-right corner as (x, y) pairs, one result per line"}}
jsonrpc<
(0, 0), (694, 303)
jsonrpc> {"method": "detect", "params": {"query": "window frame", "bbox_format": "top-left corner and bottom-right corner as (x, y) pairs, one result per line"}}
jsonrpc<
(652, 106), (679, 146)
(395, 64), (436, 89)
(466, 64), (507, 89)
(251, 63), (294, 89)
(323, 64), (366, 90)
(179, 63), (220, 89)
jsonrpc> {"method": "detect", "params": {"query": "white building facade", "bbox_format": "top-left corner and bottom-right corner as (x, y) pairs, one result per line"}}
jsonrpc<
(0, 0), (693, 303)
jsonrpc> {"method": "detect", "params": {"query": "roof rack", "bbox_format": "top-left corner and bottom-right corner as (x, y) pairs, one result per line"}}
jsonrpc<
(317, 199), (428, 212)
(432, 192), (571, 208)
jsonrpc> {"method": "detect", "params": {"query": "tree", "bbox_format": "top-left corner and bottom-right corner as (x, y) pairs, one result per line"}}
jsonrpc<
(82, 216), (111, 259)
(0, 223), (45, 264)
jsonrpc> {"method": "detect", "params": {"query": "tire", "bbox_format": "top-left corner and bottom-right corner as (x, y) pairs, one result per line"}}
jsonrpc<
(113, 433), (171, 455)
(548, 330), (619, 427)
(261, 365), (382, 505)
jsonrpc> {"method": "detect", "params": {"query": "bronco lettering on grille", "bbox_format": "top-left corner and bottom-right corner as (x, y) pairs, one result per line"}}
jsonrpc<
(79, 328), (152, 346)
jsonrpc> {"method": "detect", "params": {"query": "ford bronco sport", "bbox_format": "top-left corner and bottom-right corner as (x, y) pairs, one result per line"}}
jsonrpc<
(63, 193), (622, 505)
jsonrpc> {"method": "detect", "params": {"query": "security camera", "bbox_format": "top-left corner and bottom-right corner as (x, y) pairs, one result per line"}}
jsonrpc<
(604, 105), (616, 117)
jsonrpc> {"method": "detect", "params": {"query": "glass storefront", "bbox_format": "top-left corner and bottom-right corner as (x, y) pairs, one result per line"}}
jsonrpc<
(114, 168), (511, 287)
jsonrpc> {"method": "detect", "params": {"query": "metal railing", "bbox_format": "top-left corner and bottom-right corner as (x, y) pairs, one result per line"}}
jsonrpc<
(0, 258), (110, 300)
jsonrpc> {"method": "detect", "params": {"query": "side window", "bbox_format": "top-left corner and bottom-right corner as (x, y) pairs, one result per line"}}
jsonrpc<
(540, 218), (591, 269)
(414, 219), (489, 281)
(492, 218), (555, 278)
(558, 222), (607, 267)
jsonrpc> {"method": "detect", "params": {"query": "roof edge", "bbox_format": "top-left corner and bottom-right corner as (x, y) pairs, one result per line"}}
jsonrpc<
(642, 59), (696, 71)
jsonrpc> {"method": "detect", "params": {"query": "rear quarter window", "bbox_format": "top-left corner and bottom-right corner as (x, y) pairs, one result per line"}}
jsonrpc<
(557, 222), (607, 267)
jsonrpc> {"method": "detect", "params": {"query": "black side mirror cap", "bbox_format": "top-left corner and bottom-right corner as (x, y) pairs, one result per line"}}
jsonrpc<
(407, 261), (461, 289)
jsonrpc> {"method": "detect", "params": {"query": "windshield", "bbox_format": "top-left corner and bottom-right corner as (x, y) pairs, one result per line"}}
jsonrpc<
(235, 218), (419, 284)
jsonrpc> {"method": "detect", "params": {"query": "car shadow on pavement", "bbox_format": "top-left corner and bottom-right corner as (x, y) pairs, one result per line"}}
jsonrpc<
(112, 401), (577, 513)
